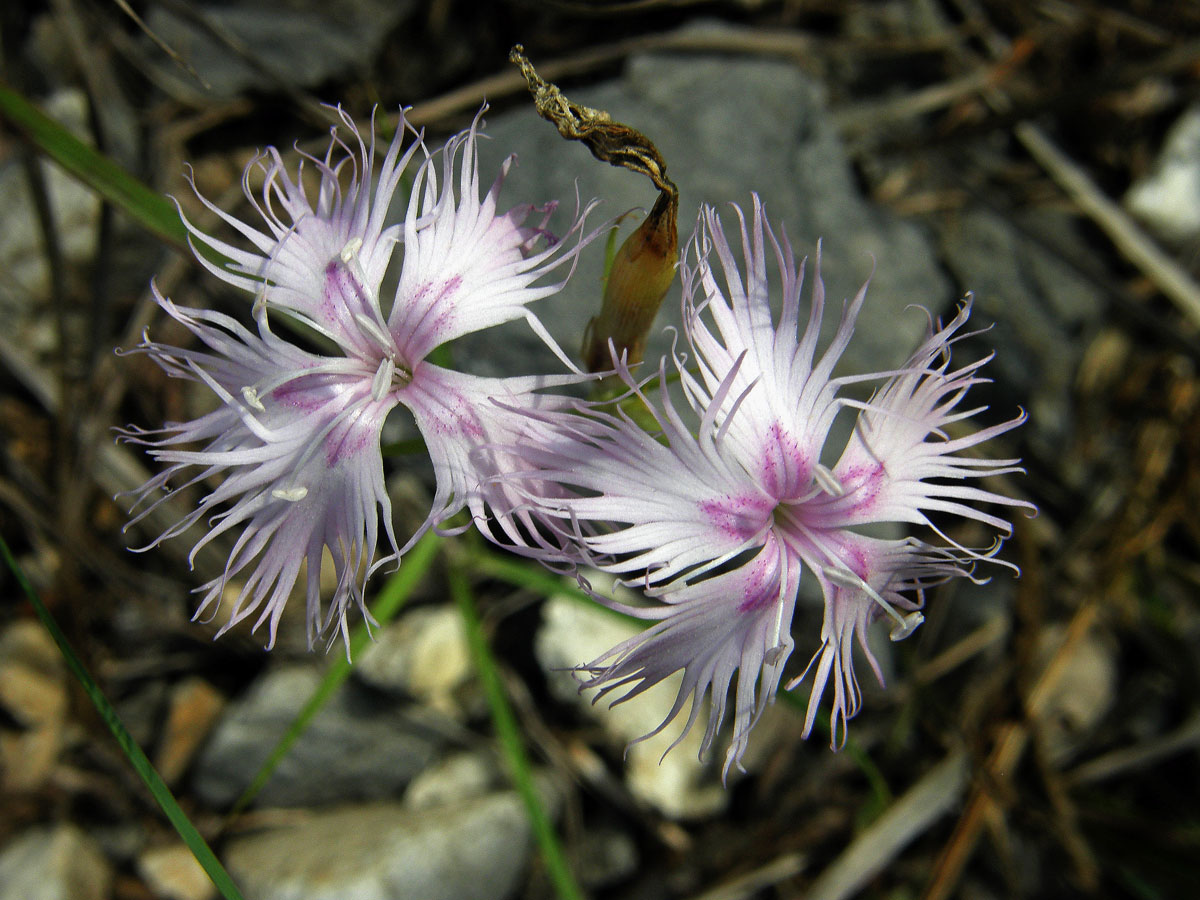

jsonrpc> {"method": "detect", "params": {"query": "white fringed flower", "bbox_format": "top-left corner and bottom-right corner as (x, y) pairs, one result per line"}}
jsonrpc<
(509, 196), (1032, 775)
(122, 107), (593, 649)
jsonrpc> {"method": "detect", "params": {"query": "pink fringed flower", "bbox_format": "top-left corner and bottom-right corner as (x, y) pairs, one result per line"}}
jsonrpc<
(122, 107), (592, 648)
(511, 197), (1032, 775)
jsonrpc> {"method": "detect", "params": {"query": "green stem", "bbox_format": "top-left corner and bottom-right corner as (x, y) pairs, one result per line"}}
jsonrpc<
(0, 535), (245, 900)
(449, 566), (586, 900)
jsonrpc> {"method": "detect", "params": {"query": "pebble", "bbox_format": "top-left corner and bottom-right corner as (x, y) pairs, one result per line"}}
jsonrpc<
(1033, 625), (1117, 764)
(1124, 102), (1200, 244)
(404, 750), (501, 811)
(192, 664), (443, 808)
(0, 89), (101, 321)
(155, 677), (226, 786)
(138, 842), (217, 900)
(355, 606), (472, 717)
(0, 620), (68, 791)
(0, 825), (112, 900)
(536, 579), (728, 819)
(223, 792), (538, 900)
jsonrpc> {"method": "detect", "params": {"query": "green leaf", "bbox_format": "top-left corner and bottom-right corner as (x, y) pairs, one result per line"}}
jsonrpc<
(0, 83), (189, 251)
(228, 531), (442, 817)
(0, 535), (245, 900)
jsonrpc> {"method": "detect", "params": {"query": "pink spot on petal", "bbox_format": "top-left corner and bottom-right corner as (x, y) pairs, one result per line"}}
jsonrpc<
(271, 373), (330, 412)
(760, 422), (810, 498)
(737, 552), (778, 612)
(323, 407), (375, 467)
(699, 493), (773, 542)
(836, 461), (885, 514)
(435, 275), (462, 303)
(323, 261), (350, 318)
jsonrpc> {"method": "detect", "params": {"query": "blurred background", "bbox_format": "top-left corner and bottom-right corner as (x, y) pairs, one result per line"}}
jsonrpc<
(1, 1), (1199, 899)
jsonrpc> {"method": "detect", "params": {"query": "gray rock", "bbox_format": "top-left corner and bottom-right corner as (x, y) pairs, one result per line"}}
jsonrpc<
(193, 664), (442, 808)
(462, 40), (951, 383)
(355, 606), (471, 718)
(404, 751), (502, 811)
(224, 794), (536, 900)
(0, 825), (112, 900)
(143, 0), (414, 100)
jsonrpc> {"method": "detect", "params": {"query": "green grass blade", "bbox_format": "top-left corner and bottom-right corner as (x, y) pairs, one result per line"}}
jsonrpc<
(0, 535), (245, 900)
(779, 689), (893, 818)
(469, 546), (639, 626)
(228, 531), (442, 817)
(449, 566), (586, 900)
(0, 83), (188, 251)
(470, 548), (593, 607)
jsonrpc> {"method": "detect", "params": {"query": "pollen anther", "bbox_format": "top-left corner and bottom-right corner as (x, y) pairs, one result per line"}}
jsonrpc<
(339, 237), (364, 263)
(821, 564), (923, 641)
(813, 463), (845, 497)
(371, 358), (395, 402)
(271, 486), (309, 502)
(353, 312), (393, 351)
(241, 386), (266, 412)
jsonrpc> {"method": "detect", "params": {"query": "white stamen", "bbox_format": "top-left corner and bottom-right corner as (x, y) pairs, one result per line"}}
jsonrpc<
(241, 386), (266, 412)
(335, 238), (380, 308)
(339, 237), (364, 263)
(888, 611), (925, 642)
(821, 564), (924, 641)
(763, 562), (791, 667)
(769, 591), (786, 651)
(253, 290), (268, 320)
(271, 486), (308, 502)
(353, 312), (392, 351)
(764, 643), (789, 667)
(813, 463), (845, 497)
(371, 357), (395, 403)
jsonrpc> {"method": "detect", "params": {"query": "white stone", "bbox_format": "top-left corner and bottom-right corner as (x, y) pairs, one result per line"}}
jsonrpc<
(1125, 103), (1200, 243)
(1033, 625), (1117, 764)
(536, 576), (727, 819)
(0, 825), (111, 900)
(0, 90), (101, 315)
(224, 794), (534, 900)
(138, 843), (216, 900)
(356, 606), (471, 717)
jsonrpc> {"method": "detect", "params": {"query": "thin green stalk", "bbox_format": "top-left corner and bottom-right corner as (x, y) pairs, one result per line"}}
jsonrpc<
(469, 545), (640, 626)
(449, 566), (586, 900)
(228, 531), (441, 817)
(470, 547), (592, 607)
(779, 689), (893, 816)
(0, 535), (245, 900)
